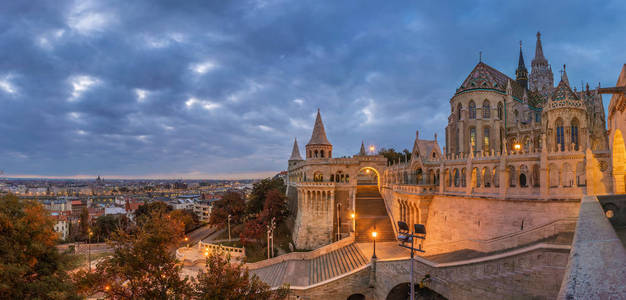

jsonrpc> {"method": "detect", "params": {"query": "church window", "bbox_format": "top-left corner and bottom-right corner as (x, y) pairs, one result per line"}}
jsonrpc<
(320, 150), (325, 158)
(483, 127), (490, 152)
(314, 150), (318, 157)
(497, 102), (503, 120)
(556, 119), (565, 151)
(571, 119), (579, 150)
(469, 127), (476, 151)
(469, 101), (476, 119)
(482, 100), (490, 119)
(330, 174), (334, 182)
(453, 169), (459, 187)
(535, 111), (541, 123)
(457, 103), (462, 120)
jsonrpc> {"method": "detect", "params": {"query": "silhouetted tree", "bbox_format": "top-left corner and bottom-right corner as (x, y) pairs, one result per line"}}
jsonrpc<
(209, 192), (246, 228)
(247, 178), (285, 214)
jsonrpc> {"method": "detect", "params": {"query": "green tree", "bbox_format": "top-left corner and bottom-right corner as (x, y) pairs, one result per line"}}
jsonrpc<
(209, 192), (246, 228)
(379, 147), (412, 164)
(79, 207), (90, 241)
(248, 178), (285, 214)
(192, 252), (288, 299)
(75, 211), (190, 299)
(240, 189), (288, 244)
(0, 194), (79, 299)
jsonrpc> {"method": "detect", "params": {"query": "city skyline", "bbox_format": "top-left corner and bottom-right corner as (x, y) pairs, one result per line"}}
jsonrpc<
(1, 1), (625, 179)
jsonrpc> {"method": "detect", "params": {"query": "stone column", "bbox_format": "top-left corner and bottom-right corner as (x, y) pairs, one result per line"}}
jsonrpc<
(540, 136), (549, 199)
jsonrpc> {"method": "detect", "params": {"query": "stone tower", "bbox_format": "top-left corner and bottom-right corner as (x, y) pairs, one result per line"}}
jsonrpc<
(306, 109), (333, 159)
(529, 32), (554, 93)
(289, 138), (303, 167)
(515, 41), (529, 90)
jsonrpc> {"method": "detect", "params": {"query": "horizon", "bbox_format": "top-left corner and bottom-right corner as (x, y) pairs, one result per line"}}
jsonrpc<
(1, 1), (624, 178)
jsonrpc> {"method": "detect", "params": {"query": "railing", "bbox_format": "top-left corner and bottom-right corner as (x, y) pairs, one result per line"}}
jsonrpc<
(176, 241), (246, 266)
(245, 234), (355, 270)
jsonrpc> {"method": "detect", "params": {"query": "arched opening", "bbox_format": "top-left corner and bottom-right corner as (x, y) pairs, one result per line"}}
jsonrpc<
(453, 169), (459, 187)
(347, 294), (365, 300)
(321, 149), (325, 158)
(571, 118), (580, 151)
(520, 173), (527, 187)
(482, 167), (490, 187)
(386, 282), (447, 300)
(519, 165), (529, 187)
(613, 129), (626, 193)
(482, 100), (490, 119)
(313, 172), (323, 182)
(469, 100), (476, 119)
(555, 118), (564, 151)
(358, 167), (380, 187)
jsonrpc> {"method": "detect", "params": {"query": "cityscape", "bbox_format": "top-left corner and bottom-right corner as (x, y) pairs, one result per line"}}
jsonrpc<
(1, 1), (625, 300)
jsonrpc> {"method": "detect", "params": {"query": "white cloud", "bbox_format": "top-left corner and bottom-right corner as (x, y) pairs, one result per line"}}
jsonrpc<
(67, 0), (115, 35)
(191, 60), (217, 74)
(185, 97), (221, 111)
(69, 75), (99, 101)
(289, 118), (311, 129)
(258, 125), (274, 132)
(135, 88), (148, 102)
(357, 98), (377, 126)
(293, 98), (305, 106)
(143, 32), (187, 48)
(0, 75), (17, 94)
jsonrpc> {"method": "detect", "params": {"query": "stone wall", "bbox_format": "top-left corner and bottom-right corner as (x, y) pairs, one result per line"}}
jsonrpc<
(288, 267), (372, 300)
(422, 195), (578, 253)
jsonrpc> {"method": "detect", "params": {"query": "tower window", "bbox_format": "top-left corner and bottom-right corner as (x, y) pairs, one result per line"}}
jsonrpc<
(469, 101), (476, 119)
(571, 119), (579, 150)
(483, 127), (490, 152)
(482, 100), (490, 119)
(556, 119), (564, 151)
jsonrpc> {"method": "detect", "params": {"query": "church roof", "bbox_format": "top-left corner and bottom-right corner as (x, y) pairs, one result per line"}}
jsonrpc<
(289, 138), (302, 160)
(457, 62), (525, 100)
(552, 77), (579, 102)
(527, 89), (546, 108)
(532, 32), (548, 66)
(307, 109), (331, 146)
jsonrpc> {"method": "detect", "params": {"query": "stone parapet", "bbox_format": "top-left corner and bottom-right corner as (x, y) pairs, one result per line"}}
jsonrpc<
(558, 196), (626, 299)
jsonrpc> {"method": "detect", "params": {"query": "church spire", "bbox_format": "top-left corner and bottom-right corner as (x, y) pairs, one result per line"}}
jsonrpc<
(289, 138), (302, 160)
(307, 109), (331, 146)
(359, 141), (366, 156)
(515, 41), (528, 89)
(529, 31), (554, 92)
(561, 64), (570, 87)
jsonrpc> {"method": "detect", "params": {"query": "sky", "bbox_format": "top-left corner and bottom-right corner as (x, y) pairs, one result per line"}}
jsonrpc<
(0, 0), (624, 179)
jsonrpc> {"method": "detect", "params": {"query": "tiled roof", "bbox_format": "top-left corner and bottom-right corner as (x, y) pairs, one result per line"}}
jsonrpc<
(307, 109), (331, 146)
(457, 62), (525, 100)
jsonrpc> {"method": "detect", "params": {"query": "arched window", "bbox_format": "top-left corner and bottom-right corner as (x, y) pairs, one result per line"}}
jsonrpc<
(469, 101), (476, 119)
(320, 150), (325, 158)
(571, 118), (579, 150)
(461, 168), (467, 187)
(455, 128), (460, 153)
(497, 102), (503, 120)
(483, 127), (490, 152)
(314, 150), (319, 158)
(508, 166), (516, 187)
(469, 127), (476, 151)
(457, 103), (462, 120)
(453, 169), (459, 187)
(482, 100), (490, 119)
(556, 118), (564, 151)
(514, 110), (519, 123)
(313, 172), (323, 182)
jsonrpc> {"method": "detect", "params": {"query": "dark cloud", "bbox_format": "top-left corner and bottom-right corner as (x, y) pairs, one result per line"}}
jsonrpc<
(0, 0), (624, 178)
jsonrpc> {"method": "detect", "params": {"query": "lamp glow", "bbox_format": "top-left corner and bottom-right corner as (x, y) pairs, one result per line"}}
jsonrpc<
(514, 143), (521, 151)
(372, 231), (377, 238)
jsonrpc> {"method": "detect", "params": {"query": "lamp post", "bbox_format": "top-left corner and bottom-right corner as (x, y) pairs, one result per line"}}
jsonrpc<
(184, 236), (189, 248)
(227, 214), (231, 241)
(351, 212), (356, 235)
(397, 221), (426, 300)
(371, 227), (377, 259)
(88, 230), (93, 273)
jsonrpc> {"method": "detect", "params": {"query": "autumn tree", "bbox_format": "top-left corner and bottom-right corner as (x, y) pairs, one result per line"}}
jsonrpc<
(209, 192), (246, 228)
(0, 194), (79, 299)
(92, 214), (130, 242)
(247, 177), (285, 214)
(75, 211), (190, 299)
(379, 147), (412, 164)
(240, 189), (288, 244)
(171, 209), (200, 232)
(192, 252), (288, 299)
(134, 201), (171, 224)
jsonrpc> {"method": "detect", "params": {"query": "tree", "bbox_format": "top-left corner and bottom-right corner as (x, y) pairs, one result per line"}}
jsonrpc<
(192, 252), (288, 299)
(79, 207), (90, 241)
(209, 192), (246, 228)
(171, 209), (200, 233)
(75, 211), (190, 299)
(0, 194), (79, 299)
(248, 178), (285, 214)
(379, 147), (412, 164)
(240, 189), (288, 244)
(92, 214), (130, 242)
(134, 201), (171, 224)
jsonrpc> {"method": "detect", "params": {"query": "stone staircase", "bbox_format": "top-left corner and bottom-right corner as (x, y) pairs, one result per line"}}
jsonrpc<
(249, 243), (368, 288)
(355, 185), (396, 243)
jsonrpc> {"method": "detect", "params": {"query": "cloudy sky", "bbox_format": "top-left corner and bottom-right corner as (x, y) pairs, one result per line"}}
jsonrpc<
(0, 1), (624, 179)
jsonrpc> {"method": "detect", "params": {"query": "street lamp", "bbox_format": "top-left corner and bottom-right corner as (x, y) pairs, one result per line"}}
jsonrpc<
(514, 143), (522, 151)
(371, 228), (377, 259)
(184, 236), (189, 248)
(350, 213), (356, 235)
(397, 221), (427, 300)
(227, 214), (232, 241)
(369, 145), (375, 154)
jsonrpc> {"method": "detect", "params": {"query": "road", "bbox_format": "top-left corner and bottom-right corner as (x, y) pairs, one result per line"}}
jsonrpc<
(185, 224), (219, 245)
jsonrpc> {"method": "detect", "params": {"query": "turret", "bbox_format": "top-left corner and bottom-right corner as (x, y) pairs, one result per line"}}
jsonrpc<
(289, 138), (303, 167)
(515, 41), (528, 89)
(305, 109), (333, 159)
(529, 32), (554, 93)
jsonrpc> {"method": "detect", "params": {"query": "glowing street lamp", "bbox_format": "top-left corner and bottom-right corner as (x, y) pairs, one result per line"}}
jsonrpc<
(371, 228), (378, 259)
(514, 143), (522, 151)
(369, 145), (375, 154)
(351, 213), (356, 235)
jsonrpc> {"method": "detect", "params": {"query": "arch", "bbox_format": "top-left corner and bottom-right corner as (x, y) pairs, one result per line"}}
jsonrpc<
(461, 168), (467, 187)
(482, 99), (491, 119)
(358, 166), (381, 188)
(321, 149), (325, 158)
(483, 127), (490, 152)
(444, 169), (451, 187)
(347, 294), (365, 300)
(532, 164), (540, 187)
(562, 163), (573, 187)
(482, 167), (491, 187)
(548, 163), (560, 187)
(386, 283), (446, 300)
(472, 167), (480, 188)
(613, 129), (626, 193)
(497, 102), (503, 120)
(519, 165), (529, 187)
(314, 149), (319, 158)
(457, 103), (463, 120)
(469, 100), (476, 119)
(508, 166), (516, 187)
(493, 167), (499, 187)
(453, 169), (460, 187)
(576, 161), (586, 186)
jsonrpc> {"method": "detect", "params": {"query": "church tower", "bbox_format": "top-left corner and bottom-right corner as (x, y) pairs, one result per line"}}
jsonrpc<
(515, 41), (528, 90)
(306, 109), (333, 159)
(289, 138), (303, 167)
(529, 32), (554, 93)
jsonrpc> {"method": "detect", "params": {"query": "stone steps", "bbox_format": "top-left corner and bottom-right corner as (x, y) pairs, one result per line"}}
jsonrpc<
(355, 185), (396, 243)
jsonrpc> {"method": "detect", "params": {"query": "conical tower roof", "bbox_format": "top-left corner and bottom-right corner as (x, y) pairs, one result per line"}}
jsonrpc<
(359, 141), (366, 156)
(289, 138), (302, 160)
(532, 31), (548, 65)
(561, 64), (570, 87)
(307, 109), (331, 145)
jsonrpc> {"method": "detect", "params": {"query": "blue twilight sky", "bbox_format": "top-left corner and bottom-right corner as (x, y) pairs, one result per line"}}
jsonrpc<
(0, 1), (624, 179)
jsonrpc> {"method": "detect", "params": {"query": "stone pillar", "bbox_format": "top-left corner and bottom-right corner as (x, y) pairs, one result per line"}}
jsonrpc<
(540, 136), (549, 199)
(499, 154), (508, 198)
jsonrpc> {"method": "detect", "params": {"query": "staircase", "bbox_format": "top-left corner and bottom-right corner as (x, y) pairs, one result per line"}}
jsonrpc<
(355, 185), (396, 243)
